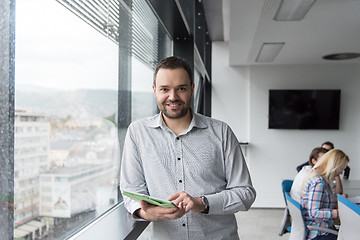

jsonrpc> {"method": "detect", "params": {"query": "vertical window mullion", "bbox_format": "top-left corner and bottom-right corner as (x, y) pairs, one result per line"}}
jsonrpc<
(0, 0), (15, 239)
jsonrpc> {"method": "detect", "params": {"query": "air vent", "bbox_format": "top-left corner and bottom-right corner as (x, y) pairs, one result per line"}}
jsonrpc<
(323, 53), (360, 60)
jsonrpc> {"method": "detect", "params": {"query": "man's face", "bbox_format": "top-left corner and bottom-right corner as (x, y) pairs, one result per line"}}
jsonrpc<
(153, 68), (194, 119)
(322, 144), (332, 150)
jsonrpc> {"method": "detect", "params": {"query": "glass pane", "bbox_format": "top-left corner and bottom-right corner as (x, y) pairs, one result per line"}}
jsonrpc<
(193, 68), (202, 112)
(14, 0), (119, 239)
(131, 56), (157, 121)
(0, 1), (15, 239)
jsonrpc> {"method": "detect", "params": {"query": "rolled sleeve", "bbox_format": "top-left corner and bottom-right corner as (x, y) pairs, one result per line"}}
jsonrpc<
(205, 125), (256, 215)
(206, 186), (256, 215)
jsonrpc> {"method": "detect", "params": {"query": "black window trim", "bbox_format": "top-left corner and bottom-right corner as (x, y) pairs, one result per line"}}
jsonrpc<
(0, 0), (212, 238)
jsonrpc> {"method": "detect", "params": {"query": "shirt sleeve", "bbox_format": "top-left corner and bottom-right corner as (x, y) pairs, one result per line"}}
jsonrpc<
(296, 162), (308, 172)
(306, 179), (333, 220)
(119, 123), (147, 217)
(206, 124), (256, 215)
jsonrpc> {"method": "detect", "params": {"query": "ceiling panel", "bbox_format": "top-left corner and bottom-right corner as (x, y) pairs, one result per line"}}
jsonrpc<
(205, 0), (360, 66)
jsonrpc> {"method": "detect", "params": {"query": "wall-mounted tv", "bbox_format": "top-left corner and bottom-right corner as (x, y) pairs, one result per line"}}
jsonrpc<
(269, 90), (341, 129)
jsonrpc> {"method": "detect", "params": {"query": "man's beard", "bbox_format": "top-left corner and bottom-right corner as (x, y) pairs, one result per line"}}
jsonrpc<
(161, 101), (189, 119)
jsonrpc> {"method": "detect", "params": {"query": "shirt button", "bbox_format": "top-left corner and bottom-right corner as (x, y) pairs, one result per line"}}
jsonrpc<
(176, 137), (180, 140)
(177, 158), (181, 160)
(182, 223), (186, 227)
(179, 180), (182, 183)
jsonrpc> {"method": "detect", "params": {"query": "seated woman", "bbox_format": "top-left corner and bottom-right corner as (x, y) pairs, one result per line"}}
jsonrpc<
(290, 147), (328, 202)
(301, 149), (350, 240)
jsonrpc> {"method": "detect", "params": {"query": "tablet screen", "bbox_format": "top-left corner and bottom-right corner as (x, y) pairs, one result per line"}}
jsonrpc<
(122, 190), (177, 208)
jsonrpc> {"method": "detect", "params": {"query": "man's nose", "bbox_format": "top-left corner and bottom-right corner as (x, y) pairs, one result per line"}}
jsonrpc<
(168, 89), (178, 100)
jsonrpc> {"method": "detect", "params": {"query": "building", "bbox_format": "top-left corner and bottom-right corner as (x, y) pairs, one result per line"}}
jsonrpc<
(39, 163), (117, 219)
(14, 110), (50, 226)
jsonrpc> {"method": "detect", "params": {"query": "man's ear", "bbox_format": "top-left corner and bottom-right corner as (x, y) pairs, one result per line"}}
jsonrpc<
(311, 158), (317, 165)
(152, 85), (156, 94)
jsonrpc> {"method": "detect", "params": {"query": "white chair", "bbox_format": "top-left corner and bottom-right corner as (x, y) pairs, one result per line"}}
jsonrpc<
(285, 192), (338, 240)
(337, 194), (360, 240)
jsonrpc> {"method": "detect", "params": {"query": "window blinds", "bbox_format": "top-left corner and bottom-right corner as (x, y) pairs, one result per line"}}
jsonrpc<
(56, 0), (162, 68)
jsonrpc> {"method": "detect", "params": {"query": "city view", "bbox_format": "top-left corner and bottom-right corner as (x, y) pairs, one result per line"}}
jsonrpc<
(13, 0), (157, 238)
(14, 87), (120, 239)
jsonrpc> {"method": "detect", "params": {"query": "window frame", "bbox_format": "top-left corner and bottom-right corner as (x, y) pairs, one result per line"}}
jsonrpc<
(0, 0), (15, 239)
(1, 0), (212, 238)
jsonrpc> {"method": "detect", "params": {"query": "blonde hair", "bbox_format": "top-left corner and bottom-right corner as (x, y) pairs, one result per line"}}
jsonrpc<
(312, 149), (349, 181)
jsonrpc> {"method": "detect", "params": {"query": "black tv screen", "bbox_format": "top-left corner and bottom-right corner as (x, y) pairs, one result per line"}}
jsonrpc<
(269, 90), (341, 129)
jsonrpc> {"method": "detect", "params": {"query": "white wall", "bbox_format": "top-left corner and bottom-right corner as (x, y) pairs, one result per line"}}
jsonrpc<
(212, 42), (360, 208)
(211, 42), (250, 142)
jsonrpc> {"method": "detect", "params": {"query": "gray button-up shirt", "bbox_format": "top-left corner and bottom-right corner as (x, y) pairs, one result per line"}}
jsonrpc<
(120, 112), (256, 240)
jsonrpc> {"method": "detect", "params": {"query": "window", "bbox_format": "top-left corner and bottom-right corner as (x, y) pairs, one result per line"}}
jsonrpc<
(131, 56), (158, 121)
(11, 0), (171, 239)
(14, 0), (120, 237)
(193, 68), (204, 112)
(2, 0), (211, 238)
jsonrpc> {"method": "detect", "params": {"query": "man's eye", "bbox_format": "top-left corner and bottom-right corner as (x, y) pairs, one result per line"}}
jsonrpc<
(179, 88), (186, 91)
(160, 88), (168, 92)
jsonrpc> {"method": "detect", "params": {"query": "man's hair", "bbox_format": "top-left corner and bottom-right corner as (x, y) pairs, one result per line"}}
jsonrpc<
(313, 149), (349, 181)
(153, 56), (193, 86)
(308, 147), (328, 166)
(321, 141), (334, 149)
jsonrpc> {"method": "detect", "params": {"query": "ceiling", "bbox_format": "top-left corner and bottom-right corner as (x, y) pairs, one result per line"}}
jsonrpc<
(202, 0), (360, 66)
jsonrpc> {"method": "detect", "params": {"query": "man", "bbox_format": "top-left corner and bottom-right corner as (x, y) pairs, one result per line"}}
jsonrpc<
(321, 141), (334, 151)
(321, 141), (350, 179)
(120, 56), (256, 239)
(290, 147), (328, 202)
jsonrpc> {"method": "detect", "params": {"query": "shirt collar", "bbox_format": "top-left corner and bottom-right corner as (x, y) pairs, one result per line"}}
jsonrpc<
(147, 113), (163, 128)
(190, 112), (207, 129)
(147, 110), (208, 131)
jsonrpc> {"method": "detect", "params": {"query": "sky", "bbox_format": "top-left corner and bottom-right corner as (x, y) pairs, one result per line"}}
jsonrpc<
(15, 0), (153, 92)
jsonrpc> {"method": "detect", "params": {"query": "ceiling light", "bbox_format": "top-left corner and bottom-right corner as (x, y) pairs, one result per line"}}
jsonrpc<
(274, 0), (316, 21)
(256, 43), (285, 63)
(323, 53), (360, 60)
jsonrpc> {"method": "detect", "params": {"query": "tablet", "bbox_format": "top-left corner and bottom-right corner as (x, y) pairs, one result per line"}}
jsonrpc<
(122, 190), (177, 208)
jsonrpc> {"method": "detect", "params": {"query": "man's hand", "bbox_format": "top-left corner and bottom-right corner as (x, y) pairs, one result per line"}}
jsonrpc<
(135, 200), (185, 221)
(168, 191), (206, 213)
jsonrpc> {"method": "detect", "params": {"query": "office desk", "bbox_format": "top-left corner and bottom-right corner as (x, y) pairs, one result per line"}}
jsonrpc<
(342, 180), (360, 197)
